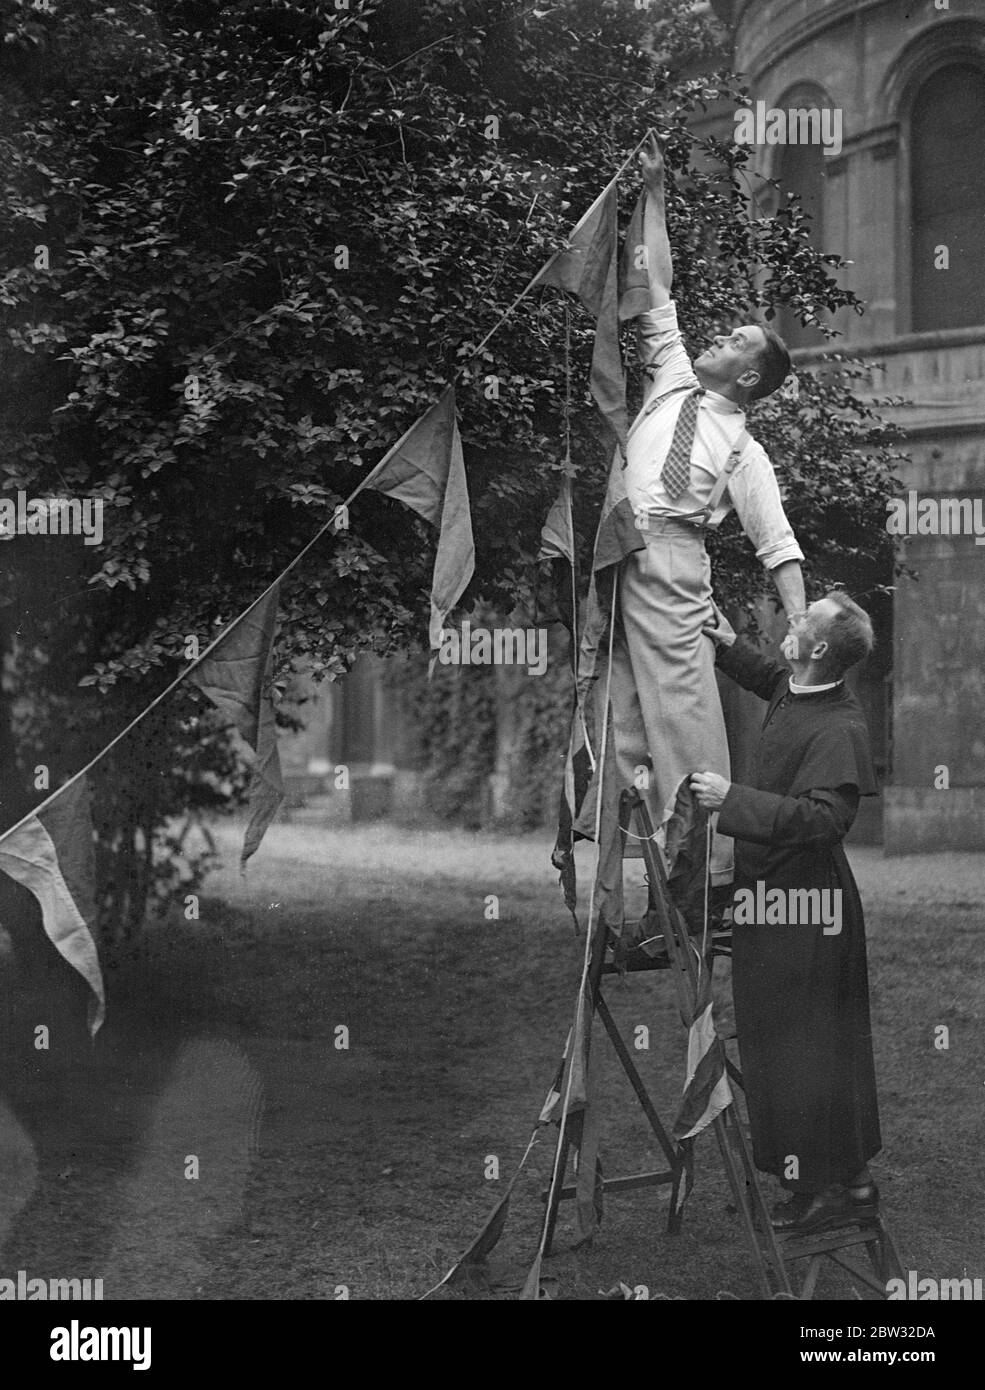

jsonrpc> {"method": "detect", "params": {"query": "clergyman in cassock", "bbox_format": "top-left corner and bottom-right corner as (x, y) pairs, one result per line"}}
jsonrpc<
(605, 133), (806, 886)
(691, 591), (882, 1234)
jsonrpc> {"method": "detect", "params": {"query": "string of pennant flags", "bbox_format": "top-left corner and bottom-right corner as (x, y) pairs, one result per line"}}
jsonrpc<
(5, 121), (743, 1306)
(0, 129), (659, 1041)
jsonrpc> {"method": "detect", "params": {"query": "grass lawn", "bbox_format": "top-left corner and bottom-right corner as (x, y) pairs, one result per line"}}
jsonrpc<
(1, 817), (982, 1300)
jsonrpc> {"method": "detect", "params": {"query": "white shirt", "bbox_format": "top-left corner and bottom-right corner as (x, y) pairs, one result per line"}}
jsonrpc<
(623, 303), (804, 572)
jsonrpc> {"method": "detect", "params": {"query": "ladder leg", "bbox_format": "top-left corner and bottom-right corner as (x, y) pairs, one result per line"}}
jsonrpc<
(596, 996), (678, 1171)
(725, 1100), (794, 1296)
(628, 791), (792, 1297)
(801, 1257), (822, 1300)
(596, 995), (689, 1232)
(667, 1138), (693, 1235)
(540, 849), (614, 1258)
(711, 1109), (790, 1299)
(871, 1218), (904, 1286)
(542, 1119), (578, 1257)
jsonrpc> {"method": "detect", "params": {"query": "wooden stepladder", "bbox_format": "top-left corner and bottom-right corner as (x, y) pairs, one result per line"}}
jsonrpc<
(542, 788), (792, 1297)
(541, 788), (905, 1300)
(539, 860), (690, 1258)
(775, 1219), (905, 1300)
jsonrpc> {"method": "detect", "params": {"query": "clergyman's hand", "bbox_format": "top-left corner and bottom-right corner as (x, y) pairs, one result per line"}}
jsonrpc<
(702, 600), (737, 647)
(638, 131), (665, 193)
(690, 771), (731, 811)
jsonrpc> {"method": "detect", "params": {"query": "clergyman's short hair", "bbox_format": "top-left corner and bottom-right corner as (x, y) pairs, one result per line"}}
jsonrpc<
(748, 325), (791, 401)
(818, 590), (874, 677)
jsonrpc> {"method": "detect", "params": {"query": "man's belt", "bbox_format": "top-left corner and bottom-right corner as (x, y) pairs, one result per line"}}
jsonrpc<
(634, 507), (716, 534)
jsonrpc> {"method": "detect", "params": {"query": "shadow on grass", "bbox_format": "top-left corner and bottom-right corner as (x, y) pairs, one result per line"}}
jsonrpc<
(2, 853), (982, 1300)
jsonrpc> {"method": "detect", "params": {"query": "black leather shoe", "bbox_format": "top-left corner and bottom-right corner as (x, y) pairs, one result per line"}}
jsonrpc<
(783, 1185), (858, 1235)
(770, 1192), (812, 1231)
(846, 1181), (880, 1217)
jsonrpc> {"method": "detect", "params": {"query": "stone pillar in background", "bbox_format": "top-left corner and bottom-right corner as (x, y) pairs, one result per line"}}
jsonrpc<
(337, 656), (392, 822)
(382, 653), (428, 820)
(280, 656), (395, 823)
(887, 484), (985, 853)
(489, 661), (527, 824)
(875, 342), (985, 853)
(278, 668), (336, 802)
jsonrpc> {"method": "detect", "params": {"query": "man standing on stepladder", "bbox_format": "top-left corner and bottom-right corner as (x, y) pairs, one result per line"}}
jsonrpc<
(609, 133), (807, 885)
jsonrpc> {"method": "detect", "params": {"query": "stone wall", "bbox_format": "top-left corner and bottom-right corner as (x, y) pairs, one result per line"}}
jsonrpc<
(708, 0), (985, 851)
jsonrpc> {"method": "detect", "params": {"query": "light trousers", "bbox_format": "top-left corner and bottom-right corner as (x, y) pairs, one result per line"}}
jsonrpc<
(609, 517), (734, 883)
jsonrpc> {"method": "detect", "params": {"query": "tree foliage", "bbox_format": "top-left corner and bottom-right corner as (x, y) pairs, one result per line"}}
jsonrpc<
(0, 0), (903, 927)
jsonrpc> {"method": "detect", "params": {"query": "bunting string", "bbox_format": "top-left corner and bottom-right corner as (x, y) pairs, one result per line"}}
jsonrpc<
(0, 128), (655, 853)
(522, 572), (618, 1297)
(0, 442), (385, 850)
(460, 127), (654, 371)
(562, 302), (580, 670)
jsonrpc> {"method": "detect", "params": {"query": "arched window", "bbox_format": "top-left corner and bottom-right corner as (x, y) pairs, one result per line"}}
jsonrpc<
(911, 64), (985, 331)
(773, 87), (830, 350)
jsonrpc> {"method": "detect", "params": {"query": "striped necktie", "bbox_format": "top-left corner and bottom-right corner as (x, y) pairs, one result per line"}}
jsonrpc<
(661, 387), (703, 501)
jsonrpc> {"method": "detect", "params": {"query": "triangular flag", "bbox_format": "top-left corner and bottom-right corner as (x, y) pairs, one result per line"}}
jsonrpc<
(560, 450), (643, 879)
(591, 443), (646, 575)
(537, 474), (575, 565)
(661, 779), (733, 1138)
(191, 584), (284, 867)
(534, 183), (628, 448)
(420, 1056), (565, 1298)
(522, 985), (599, 1297)
(0, 775), (105, 1035)
(618, 192), (650, 322)
(673, 971), (733, 1140)
(550, 709), (594, 928)
(367, 388), (475, 649)
(590, 716), (626, 941)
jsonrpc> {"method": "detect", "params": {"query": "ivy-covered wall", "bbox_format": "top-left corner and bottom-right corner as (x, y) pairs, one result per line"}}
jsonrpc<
(382, 624), (574, 832)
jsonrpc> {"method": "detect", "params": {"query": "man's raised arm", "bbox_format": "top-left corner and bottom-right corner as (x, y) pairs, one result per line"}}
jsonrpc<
(639, 133), (672, 309)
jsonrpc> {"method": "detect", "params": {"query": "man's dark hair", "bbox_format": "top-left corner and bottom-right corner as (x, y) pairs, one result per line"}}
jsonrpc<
(748, 325), (791, 402)
(817, 590), (874, 678)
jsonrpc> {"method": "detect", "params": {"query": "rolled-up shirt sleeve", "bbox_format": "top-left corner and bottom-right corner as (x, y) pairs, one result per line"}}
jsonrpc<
(637, 301), (698, 405)
(726, 441), (804, 570)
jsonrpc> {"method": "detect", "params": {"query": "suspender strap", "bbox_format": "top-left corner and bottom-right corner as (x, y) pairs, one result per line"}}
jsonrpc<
(650, 427), (749, 531)
(702, 427), (749, 516)
(625, 386), (752, 526)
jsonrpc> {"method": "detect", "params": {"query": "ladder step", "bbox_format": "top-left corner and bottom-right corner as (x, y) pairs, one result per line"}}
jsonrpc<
(777, 1222), (884, 1258)
(825, 1250), (892, 1295)
(544, 1169), (678, 1202)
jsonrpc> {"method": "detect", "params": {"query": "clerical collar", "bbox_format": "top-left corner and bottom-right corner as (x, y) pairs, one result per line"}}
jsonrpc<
(701, 388), (741, 415)
(788, 676), (844, 695)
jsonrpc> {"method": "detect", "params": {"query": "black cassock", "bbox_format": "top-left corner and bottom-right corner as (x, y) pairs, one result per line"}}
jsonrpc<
(715, 638), (882, 1192)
